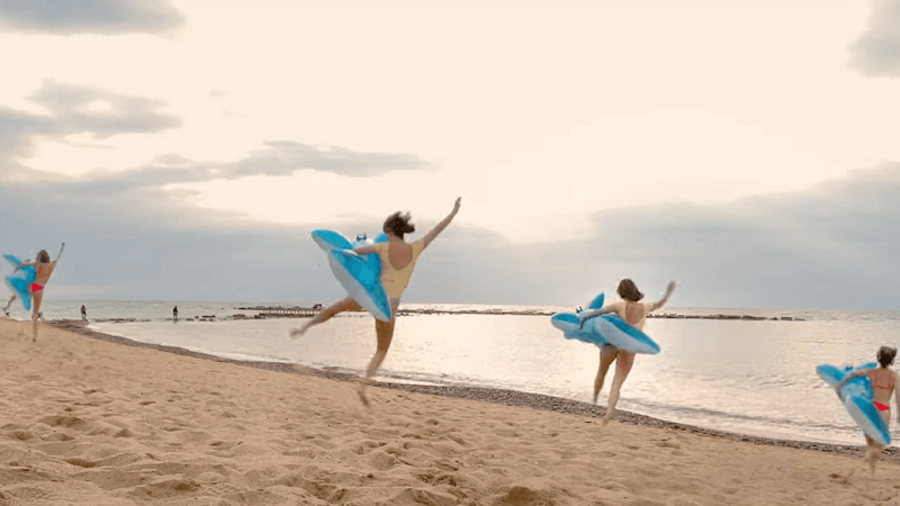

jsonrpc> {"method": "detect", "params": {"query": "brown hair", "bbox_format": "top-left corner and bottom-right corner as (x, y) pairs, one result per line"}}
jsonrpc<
(617, 279), (644, 302)
(37, 250), (50, 263)
(877, 346), (897, 368)
(383, 211), (415, 239)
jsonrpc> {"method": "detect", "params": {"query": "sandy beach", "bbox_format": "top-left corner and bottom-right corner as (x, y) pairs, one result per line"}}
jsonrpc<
(1, 319), (899, 505)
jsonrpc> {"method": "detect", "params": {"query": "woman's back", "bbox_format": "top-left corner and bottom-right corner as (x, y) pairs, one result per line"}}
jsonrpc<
(867, 367), (897, 405)
(375, 239), (424, 299)
(615, 301), (650, 331)
(34, 262), (55, 285)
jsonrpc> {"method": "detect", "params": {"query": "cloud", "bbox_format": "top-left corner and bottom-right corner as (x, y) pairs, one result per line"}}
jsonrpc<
(28, 81), (182, 137)
(564, 166), (900, 309)
(0, 81), (180, 170)
(409, 165), (900, 310)
(2, 81), (430, 189)
(0, 0), (184, 35)
(11, 140), (432, 198)
(2, 163), (897, 310)
(0, 83), (444, 302)
(849, 0), (900, 77)
(0, 106), (51, 167)
(226, 141), (432, 178)
(1, 88), (896, 310)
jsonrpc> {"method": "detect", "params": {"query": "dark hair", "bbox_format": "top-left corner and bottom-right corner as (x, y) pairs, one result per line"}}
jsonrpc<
(37, 250), (50, 263)
(617, 279), (644, 302)
(877, 346), (897, 368)
(383, 211), (415, 239)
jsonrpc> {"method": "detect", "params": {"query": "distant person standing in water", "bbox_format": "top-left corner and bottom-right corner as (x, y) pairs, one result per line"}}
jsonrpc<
(837, 346), (900, 474)
(81, 305), (87, 321)
(578, 279), (676, 425)
(173, 305), (178, 320)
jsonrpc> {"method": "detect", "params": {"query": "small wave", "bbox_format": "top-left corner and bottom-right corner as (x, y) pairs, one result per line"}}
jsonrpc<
(631, 401), (833, 431)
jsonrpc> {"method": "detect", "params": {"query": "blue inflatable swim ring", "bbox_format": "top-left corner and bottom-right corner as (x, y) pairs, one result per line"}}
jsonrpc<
(550, 292), (661, 354)
(4, 254), (36, 311)
(311, 229), (392, 322)
(816, 362), (890, 445)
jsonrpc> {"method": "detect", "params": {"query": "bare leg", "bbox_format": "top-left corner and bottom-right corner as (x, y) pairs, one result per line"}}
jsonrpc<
(593, 345), (617, 404)
(603, 351), (636, 425)
(2, 294), (14, 315)
(359, 300), (399, 407)
(31, 290), (44, 321)
(290, 297), (360, 338)
(865, 410), (890, 475)
(863, 435), (880, 475)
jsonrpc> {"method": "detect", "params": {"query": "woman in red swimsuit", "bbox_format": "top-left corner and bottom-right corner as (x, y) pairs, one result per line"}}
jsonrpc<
(839, 346), (900, 474)
(15, 243), (65, 322)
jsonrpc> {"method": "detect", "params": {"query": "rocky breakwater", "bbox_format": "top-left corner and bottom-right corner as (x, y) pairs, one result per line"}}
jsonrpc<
(235, 305), (322, 318)
(650, 312), (805, 321)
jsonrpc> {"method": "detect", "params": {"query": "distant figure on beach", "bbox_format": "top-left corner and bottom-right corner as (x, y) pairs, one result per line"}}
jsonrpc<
(2, 243), (65, 322)
(578, 279), (675, 425)
(291, 197), (462, 406)
(173, 306), (178, 320)
(837, 346), (900, 474)
(81, 305), (87, 321)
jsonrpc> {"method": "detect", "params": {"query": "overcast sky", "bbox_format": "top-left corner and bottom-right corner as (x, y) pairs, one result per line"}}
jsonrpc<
(1, 0), (898, 310)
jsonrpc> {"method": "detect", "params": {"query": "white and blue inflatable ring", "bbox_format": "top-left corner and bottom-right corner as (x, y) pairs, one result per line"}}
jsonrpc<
(311, 229), (392, 322)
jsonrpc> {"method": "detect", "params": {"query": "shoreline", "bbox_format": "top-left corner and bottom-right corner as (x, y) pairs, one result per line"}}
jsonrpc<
(239, 306), (808, 321)
(75, 308), (808, 324)
(51, 319), (896, 464)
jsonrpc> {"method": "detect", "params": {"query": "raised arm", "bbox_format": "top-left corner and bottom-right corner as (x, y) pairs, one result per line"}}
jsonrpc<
(836, 369), (867, 389)
(54, 242), (65, 263)
(15, 260), (35, 271)
(647, 281), (676, 312)
(422, 197), (461, 249)
(578, 304), (618, 322)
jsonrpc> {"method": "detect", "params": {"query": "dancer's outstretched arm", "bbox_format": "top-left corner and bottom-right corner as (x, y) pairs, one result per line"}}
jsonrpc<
(422, 197), (461, 249)
(647, 281), (676, 312)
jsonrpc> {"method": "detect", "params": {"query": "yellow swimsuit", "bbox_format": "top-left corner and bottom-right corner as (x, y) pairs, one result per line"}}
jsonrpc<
(374, 239), (424, 300)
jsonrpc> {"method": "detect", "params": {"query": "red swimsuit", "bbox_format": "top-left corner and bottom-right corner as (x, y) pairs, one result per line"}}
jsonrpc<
(871, 370), (895, 412)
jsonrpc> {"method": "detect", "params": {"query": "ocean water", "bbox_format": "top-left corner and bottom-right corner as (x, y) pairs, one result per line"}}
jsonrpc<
(13, 299), (900, 446)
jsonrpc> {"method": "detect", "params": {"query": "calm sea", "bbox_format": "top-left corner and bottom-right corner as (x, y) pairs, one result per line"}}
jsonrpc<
(13, 299), (900, 446)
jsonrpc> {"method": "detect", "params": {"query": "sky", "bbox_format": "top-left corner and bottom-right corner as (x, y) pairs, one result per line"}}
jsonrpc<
(1, 0), (899, 310)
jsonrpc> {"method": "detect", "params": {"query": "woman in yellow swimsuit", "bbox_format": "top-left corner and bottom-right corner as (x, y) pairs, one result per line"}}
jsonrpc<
(837, 346), (900, 474)
(291, 198), (461, 405)
(578, 278), (675, 425)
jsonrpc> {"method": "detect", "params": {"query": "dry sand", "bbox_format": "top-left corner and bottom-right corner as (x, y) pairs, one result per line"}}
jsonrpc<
(1, 318), (899, 505)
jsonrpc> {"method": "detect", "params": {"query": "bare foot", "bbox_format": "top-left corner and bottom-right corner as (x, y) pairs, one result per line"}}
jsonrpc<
(601, 417), (610, 427)
(866, 455), (876, 476)
(592, 392), (599, 404)
(289, 326), (307, 339)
